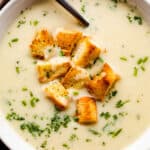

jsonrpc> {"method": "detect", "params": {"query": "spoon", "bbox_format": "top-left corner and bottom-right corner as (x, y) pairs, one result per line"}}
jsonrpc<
(0, 0), (9, 9)
(56, 0), (89, 27)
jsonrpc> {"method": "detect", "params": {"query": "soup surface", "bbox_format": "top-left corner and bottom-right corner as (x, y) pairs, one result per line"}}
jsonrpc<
(0, 0), (150, 150)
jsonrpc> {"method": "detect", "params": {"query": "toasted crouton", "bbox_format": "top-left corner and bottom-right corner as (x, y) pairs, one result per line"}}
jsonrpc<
(30, 30), (54, 59)
(37, 60), (71, 83)
(72, 37), (101, 67)
(56, 30), (83, 56)
(61, 67), (90, 89)
(76, 97), (97, 124)
(44, 80), (70, 110)
(86, 63), (120, 101)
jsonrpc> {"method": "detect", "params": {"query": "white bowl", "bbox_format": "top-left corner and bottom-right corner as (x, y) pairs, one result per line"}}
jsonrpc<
(0, 0), (150, 150)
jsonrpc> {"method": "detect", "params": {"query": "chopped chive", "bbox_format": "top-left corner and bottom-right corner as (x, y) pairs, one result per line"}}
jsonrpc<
(100, 112), (111, 120)
(33, 60), (37, 64)
(17, 19), (26, 28)
(116, 100), (130, 108)
(40, 140), (47, 148)
(140, 66), (145, 71)
(85, 138), (92, 142)
(109, 128), (122, 137)
(102, 141), (106, 146)
(16, 66), (20, 74)
(42, 10), (48, 16)
(6, 112), (25, 121)
(108, 90), (118, 99)
(137, 58), (143, 65)
(69, 134), (78, 141)
(8, 42), (12, 47)
(113, 114), (118, 120)
(21, 100), (27, 106)
(127, 14), (132, 23)
(48, 49), (52, 53)
(33, 20), (39, 26)
(73, 116), (79, 122)
(120, 56), (127, 61)
(133, 67), (138, 77)
(22, 87), (28, 91)
(134, 16), (143, 25)
(30, 20), (39, 26)
(59, 50), (64, 56)
(143, 56), (149, 63)
(11, 38), (19, 42)
(29, 91), (34, 97)
(99, 57), (104, 63)
(137, 56), (149, 65)
(88, 129), (101, 137)
(20, 122), (44, 137)
(62, 143), (70, 149)
(73, 91), (79, 96)
(81, 4), (86, 13)
(30, 97), (40, 107)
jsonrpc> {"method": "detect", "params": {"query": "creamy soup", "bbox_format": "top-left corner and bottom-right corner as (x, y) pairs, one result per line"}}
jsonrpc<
(0, 0), (150, 150)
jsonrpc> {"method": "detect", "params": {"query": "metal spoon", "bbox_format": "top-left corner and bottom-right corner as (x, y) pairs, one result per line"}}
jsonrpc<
(0, 0), (9, 9)
(56, 0), (89, 27)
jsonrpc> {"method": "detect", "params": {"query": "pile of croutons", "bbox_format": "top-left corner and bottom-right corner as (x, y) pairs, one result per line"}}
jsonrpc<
(30, 29), (120, 124)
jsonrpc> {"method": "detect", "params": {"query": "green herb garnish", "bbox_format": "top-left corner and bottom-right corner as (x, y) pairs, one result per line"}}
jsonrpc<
(73, 91), (79, 96)
(59, 50), (65, 56)
(81, 4), (86, 13)
(62, 143), (70, 149)
(6, 112), (25, 121)
(40, 140), (47, 148)
(20, 122), (44, 137)
(11, 38), (19, 42)
(33, 20), (39, 26)
(50, 114), (71, 132)
(21, 100), (27, 106)
(22, 86), (28, 91)
(127, 14), (133, 23)
(113, 114), (118, 120)
(137, 56), (149, 64)
(108, 90), (118, 99)
(100, 112), (111, 120)
(16, 66), (20, 74)
(120, 56), (127, 61)
(17, 19), (26, 28)
(30, 20), (39, 26)
(134, 16), (143, 25)
(42, 11), (48, 16)
(69, 134), (78, 142)
(133, 67), (138, 77)
(30, 97), (40, 107)
(109, 128), (122, 137)
(88, 129), (101, 137)
(85, 138), (92, 142)
(116, 100), (130, 108)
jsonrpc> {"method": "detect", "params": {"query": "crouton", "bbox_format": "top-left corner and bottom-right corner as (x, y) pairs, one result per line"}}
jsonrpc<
(72, 37), (101, 67)
(30, 30), (54, 59)
(86, 63), (120, 101)
(76, 97), (97, 124)
(61, 67), (90, 89)
(56, 30), (83, 56)
(37, 61), (71, 83)
(44, 80), (70, 110)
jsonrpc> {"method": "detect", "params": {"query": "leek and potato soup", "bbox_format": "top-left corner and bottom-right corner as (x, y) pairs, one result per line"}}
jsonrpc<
(0, 0), (150, 150)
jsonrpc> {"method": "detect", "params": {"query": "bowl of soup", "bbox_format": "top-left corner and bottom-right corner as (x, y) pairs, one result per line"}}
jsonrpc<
(0, 0), (150, 150)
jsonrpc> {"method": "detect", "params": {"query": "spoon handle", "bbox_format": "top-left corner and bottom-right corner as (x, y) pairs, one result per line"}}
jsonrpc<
(56, 0), (89, 27)
(0, 0), (9, 9)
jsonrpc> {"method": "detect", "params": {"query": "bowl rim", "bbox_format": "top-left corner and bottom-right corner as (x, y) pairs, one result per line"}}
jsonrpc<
(0, 0), (150, 150)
